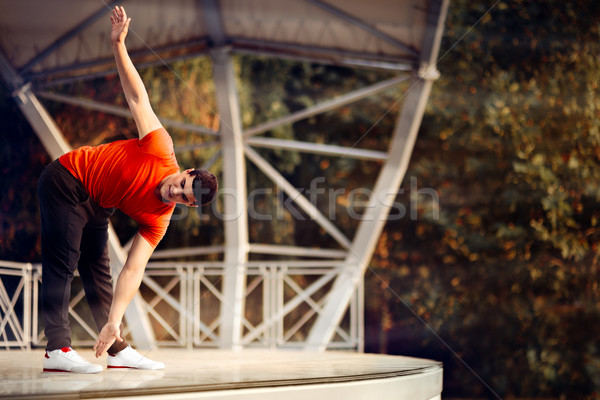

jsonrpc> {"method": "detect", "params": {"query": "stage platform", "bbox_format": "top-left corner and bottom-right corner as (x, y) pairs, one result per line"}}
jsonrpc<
(0, 349), (442, 400)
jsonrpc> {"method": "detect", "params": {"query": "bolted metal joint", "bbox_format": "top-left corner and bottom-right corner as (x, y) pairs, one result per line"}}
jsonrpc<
(418, 62), (440, 81)
(12, 82), (32, 105)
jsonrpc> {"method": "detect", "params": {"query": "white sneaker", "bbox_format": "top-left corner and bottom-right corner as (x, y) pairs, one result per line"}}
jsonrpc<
(43, 347), (103, 373)
(107, 346), (165, 370)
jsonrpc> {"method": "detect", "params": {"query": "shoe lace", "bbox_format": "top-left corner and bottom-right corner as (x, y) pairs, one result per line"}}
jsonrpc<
(65, 349), (90, 364)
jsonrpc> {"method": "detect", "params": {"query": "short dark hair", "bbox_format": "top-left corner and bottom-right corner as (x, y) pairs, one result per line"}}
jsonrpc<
(189, 169), (218, 206)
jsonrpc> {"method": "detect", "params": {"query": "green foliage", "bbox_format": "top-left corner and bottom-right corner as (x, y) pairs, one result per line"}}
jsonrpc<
(362, 0), (600, 398)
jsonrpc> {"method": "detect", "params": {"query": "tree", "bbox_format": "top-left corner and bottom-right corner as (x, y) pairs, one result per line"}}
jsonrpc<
(365, 0), (600, 397)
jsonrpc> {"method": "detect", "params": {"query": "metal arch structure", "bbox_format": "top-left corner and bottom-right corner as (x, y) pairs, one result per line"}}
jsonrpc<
(0, 0), (450, 350)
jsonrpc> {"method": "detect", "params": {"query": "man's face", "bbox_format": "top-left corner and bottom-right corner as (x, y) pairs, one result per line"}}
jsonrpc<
(158, 169), (197, 206)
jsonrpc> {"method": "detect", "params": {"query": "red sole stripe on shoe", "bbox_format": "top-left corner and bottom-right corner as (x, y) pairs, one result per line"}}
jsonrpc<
(43, 368), (70, 372)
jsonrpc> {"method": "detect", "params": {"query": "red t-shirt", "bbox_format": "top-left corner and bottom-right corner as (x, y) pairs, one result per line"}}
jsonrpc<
(59, 128), (179, 248)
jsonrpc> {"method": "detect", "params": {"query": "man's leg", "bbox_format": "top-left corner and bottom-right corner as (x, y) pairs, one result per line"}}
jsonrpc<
(77, 212), (128, 354)
(38, 161), (88, 351)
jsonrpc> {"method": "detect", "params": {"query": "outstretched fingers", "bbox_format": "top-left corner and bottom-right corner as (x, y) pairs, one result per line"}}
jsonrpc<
(94, 338), (114, 358)
(111, 6), (127, 24)
(93, 341), (103, 358)
(110, 5), (131, 43)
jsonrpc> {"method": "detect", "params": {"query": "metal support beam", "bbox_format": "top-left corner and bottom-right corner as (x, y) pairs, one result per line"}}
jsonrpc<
(244, 145), (352, 250)
(19, 0), (121, 75)
(36, 91), (218, 137)
(0, 54), (70, 157)
(212, 49), (249, 349)
(151, 243), (346, 260)
(246, 137), (387, 161)
(204, 0), (249, 350)
(248, 244), (347, 259)
(0, 50), (156, 349)
(304, 0), (450, 351)
(244, 75), (409, 138)
(302, 0), (418, 57)
(231, 38), (415, 71)
(151, 245), (225, 260)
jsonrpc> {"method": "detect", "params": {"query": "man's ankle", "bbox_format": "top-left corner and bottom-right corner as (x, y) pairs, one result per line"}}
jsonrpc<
(107, 341), (128, 355)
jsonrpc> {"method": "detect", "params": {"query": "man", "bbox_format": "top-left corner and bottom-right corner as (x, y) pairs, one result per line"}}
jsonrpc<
(38, 6), (217, 373)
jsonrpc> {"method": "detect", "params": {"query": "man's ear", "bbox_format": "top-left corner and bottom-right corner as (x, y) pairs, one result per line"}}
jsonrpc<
(184, 168), (194, 174)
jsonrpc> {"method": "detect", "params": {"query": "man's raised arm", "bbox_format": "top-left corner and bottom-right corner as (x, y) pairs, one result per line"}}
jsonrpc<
(111, 6), (162, 139)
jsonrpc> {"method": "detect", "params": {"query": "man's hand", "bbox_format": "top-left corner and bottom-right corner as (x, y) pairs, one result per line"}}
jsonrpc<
(93, 322), (124, 358)
(111, 6), (130, 44)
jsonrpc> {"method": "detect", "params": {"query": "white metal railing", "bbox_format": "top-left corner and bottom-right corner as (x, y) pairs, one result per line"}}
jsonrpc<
(0, 260), (363, 351)
(0, 261), (33, 349)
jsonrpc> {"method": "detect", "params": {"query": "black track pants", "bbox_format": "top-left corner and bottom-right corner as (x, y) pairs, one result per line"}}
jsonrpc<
(37, 159), (128, 353)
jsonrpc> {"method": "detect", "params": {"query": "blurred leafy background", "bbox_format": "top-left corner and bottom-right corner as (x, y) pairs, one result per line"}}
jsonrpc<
(2, 0), (600, 398)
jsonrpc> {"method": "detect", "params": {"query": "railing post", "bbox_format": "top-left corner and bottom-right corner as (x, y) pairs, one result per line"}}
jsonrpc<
(22, 263), (32, 350)
(357, 275), (365, 352)
(194, 267), (201, 347)
(186, 265), (194, 350)
(32, 266), (41, 346)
